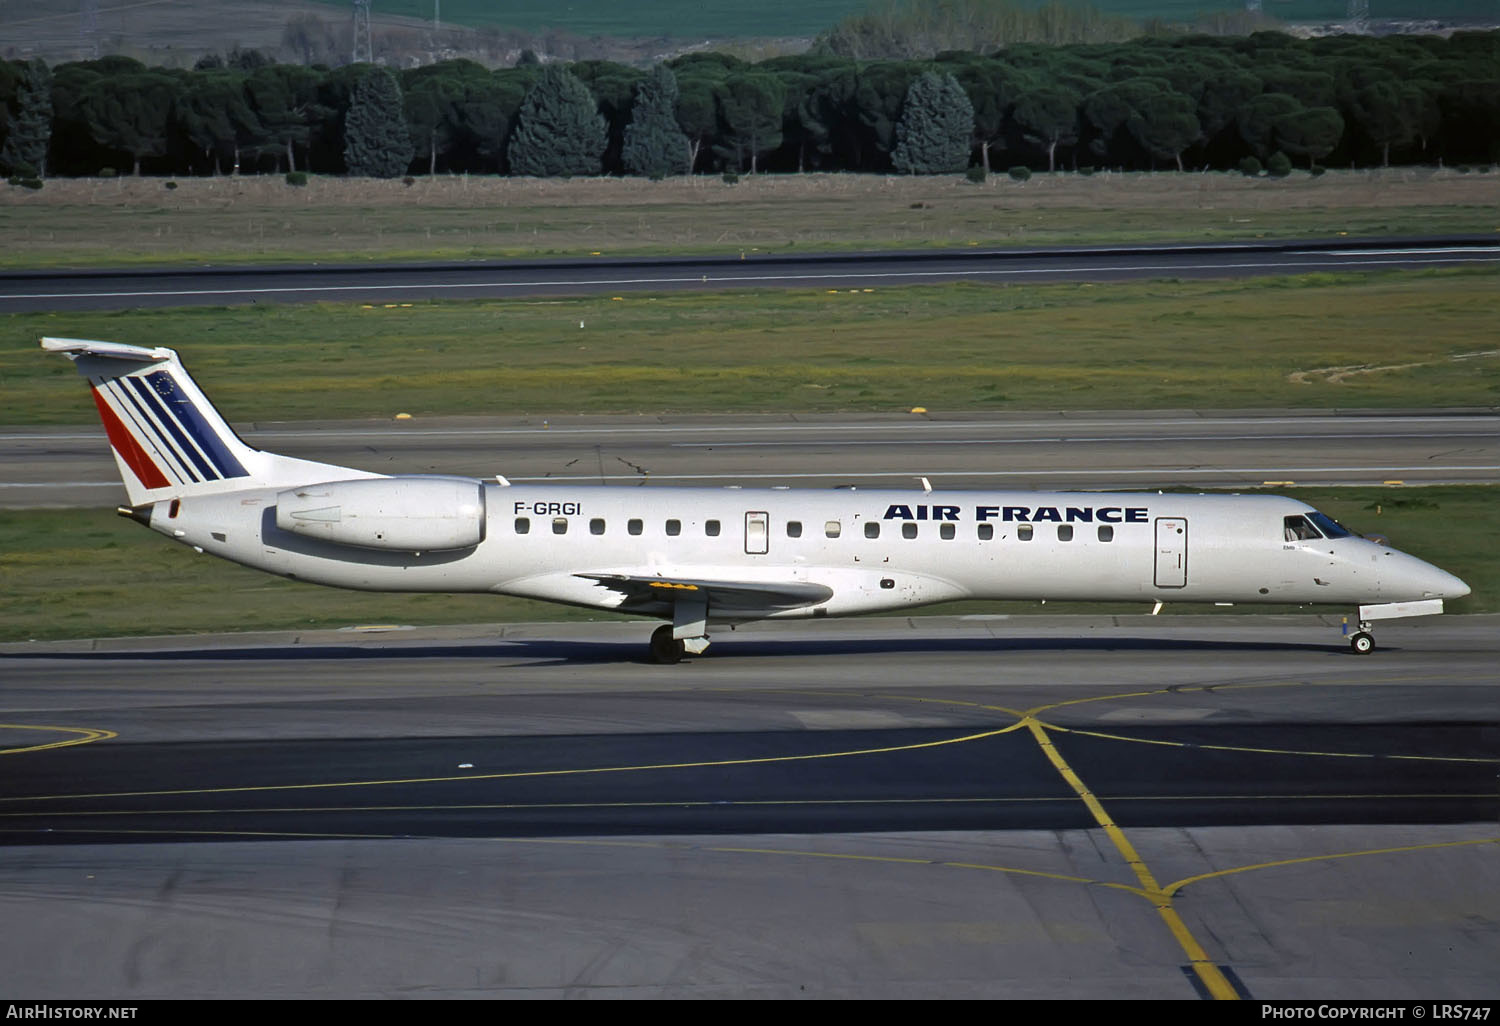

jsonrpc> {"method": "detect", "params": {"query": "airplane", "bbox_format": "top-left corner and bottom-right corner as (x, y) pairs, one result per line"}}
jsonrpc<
(44, 336), (1471, 662)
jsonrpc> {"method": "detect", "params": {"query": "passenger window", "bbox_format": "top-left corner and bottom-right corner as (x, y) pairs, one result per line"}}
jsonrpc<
(552, 518), (568, 535)
(515, 517), (530, 535)
(940, 523), (955, 540)
(1284, 515), (1321, 542)
(825, 521), (841, 538)
(1058, 525), (1073, 542)
(628, 518), (643, 536)
(590, 518), (605, 536)
(1018, 524), (1034, 541)
(1097, 525), (1114, 542)
(706, 520), (720, 537)
(978, 524), (993, 541)
(666, 519), (681, 536)
(902, 523), (917, 539)
(864, 522), (880, 539)
(787, 521), (803, 538)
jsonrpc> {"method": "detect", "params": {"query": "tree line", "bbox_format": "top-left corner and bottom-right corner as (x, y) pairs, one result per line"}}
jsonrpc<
(1, 29), (1497, 182)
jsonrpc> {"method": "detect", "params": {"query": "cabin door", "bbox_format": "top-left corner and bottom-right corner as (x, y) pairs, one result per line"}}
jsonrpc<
(1154, 517), (1188, 588)
(745, 511), (769, 555)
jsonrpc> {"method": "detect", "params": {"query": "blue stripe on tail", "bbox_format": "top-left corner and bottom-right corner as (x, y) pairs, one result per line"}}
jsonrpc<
(126, 375), (219, 482)
(144, 371), (249, 479)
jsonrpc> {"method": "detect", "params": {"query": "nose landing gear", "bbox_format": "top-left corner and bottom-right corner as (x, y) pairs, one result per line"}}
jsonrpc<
(1341, 599), (1449, 656)
(1343, 616), (1375, 655)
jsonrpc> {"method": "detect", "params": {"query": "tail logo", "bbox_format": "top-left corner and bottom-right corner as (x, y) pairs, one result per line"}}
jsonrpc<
(91, 369), (249, 490)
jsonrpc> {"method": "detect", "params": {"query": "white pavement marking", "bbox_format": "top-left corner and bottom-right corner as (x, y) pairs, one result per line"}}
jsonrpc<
(4, 254), (1499, 303)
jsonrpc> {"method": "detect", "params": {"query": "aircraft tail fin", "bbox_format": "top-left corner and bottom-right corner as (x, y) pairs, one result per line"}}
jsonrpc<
(43, 338), (376, 506)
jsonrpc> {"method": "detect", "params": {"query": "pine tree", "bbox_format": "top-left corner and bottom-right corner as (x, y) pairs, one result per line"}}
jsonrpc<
(1014, 85), (1080, 173)
(343, 67), (413, 178)
(507, 64), (607, 177)
(1, 60), (52, 177)
(621, 64), (689, 178)
(712, 71), (784, 174)
(79, 70), (180, 177)
(891, 71), (973, 174)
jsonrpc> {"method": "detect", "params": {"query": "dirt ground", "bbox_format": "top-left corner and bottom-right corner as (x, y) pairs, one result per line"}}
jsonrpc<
(3, 168), (1496, 266)
(7, 165), (1497, 211)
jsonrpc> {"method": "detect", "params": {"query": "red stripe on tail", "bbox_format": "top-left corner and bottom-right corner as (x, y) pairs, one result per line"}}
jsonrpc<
(91, 386), (171, 491)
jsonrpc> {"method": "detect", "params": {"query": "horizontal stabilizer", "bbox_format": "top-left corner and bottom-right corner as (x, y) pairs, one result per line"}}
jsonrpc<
(41, 337), (175, 362)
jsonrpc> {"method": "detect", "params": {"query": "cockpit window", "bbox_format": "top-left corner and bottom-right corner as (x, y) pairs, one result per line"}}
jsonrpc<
(1306, 511), (1352, 539)
(1283, 515), (1322, 542)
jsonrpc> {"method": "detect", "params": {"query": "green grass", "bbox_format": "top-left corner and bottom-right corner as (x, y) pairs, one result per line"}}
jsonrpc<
(8, 267), (1500, 424)
(0, 485), (1490, 642)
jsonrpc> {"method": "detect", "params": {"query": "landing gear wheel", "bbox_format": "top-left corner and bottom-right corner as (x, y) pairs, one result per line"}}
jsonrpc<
(650, 624), (685, 665)
(1349, 631), (1375, 655)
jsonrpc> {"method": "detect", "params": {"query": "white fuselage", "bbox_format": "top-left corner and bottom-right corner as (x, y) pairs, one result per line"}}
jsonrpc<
(147, 481), (1467, 623)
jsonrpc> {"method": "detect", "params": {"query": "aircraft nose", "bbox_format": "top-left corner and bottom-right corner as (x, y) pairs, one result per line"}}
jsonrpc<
(1413, 560), (1469, 600)
(1380, 550), (1469, 601)
(1433, 568), (1471, 600)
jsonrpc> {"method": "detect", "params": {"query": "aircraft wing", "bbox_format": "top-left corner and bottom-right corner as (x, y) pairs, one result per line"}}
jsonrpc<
(575, 573), (832, 615)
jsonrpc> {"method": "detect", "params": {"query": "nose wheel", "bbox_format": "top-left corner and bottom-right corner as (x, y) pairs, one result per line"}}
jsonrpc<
(1348, 621), (1375, 655)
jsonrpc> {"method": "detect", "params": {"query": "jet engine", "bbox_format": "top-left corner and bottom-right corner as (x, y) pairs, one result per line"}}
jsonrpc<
(275, 477), (485, 551)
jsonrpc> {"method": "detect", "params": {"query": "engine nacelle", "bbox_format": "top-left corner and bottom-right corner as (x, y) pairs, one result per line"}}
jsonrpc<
(275, 477), (486, 552)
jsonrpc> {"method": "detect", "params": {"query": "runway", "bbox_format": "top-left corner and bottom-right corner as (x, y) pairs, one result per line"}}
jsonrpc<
(2, 237), (1497, 312)
(5, 410), (1498, 508)
(1, 615), (1496, 998)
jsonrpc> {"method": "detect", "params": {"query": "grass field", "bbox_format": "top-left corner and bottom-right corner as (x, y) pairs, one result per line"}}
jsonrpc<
(7, 266), (1499, 425)
(0, 484), (1490, 642)
(2, 170), (1496, 270)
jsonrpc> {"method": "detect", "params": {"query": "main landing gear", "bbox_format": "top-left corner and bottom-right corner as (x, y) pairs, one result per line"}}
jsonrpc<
(648, 624), (711, 664)
(649, 589), (712, 664)
(650, 624), (686, 665)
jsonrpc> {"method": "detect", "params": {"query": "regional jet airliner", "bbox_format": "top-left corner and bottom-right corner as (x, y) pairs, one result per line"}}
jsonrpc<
(44, 338), (1469, 661)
